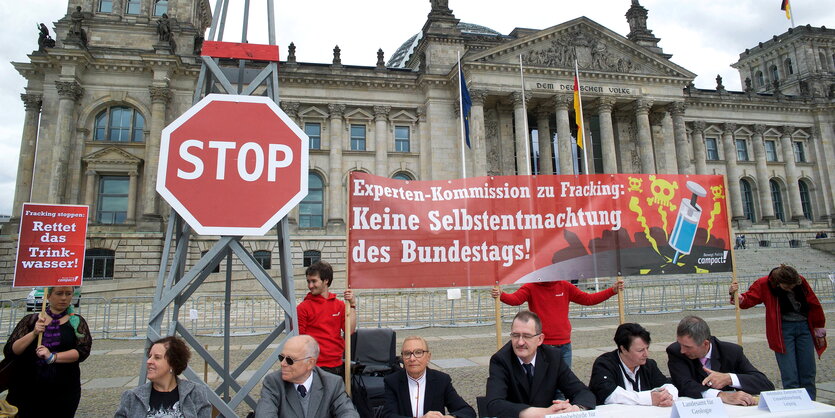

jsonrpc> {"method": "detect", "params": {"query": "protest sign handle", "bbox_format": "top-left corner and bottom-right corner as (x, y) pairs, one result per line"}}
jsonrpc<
(722, 175), (743, 346)
(37, 287), (48, 346)
(617, 277), (625, 324)
(493, 284), (502, 351)
(344, 300), (352, 396)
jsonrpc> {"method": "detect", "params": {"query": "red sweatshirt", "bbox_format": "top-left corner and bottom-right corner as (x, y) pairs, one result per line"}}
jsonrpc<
(298, 292), (346, 367)
(500, 281), (616, 345)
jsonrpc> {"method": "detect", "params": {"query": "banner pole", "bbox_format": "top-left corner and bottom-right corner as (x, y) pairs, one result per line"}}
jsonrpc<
(617, 277), (625, 324)
(722, 175), (742, 345)
(494, 282), (502, 351)
(345, 179), (353, 396)
(37, 286), (48, 346)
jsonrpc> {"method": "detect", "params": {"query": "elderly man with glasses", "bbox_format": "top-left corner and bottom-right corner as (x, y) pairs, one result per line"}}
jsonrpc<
(255, 335), (358, 418)
(382, 336), (475, 418)
(486, 310), (596, 417)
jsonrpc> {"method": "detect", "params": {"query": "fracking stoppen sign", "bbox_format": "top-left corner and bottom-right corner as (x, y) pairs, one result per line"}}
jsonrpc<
(348, 172), (732, 289)
(14, 203), (89, 287)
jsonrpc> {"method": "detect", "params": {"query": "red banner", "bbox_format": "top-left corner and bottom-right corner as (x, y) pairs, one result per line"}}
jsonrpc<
(14, 203), (89, 287)
(348, 173), (732, 289)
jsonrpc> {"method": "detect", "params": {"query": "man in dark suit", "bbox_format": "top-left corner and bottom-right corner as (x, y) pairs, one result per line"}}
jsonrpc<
(382, 336), (475, 418)
(255, 335), (358, 418)
(666, 315), (774, 406)
(485, 310), (596, 417)
(589, 323), (677, 406)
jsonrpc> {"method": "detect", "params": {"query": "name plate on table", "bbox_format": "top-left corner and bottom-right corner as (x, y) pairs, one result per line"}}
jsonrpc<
(671, 398), (727, 418)
(758, 389), (814, 412)
(544, 410), (597, 418)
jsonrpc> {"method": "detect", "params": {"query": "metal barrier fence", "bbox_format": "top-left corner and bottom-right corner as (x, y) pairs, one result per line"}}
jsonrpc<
(1, 272), (832, 339)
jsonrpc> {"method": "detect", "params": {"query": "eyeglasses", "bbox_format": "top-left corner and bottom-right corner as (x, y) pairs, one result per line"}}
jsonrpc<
(279, 354), (312, 366)
(401, 349), (428, 359)
(509, 332), (541, 341)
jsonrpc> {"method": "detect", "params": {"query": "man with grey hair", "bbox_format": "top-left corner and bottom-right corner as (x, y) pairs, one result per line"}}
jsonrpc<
(666, 316), (774, 406)
(256, 335), (358, 417)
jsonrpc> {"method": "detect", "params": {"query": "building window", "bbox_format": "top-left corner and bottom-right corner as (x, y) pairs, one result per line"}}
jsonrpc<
(793, 141), (806, 162)
(770, 180), (785, 222)
(735, 139), (748, 161)
(820, 52), (828, 70)
(299, 172), (324, 227)
(200, 251), (221, 273)
(97, 176), (129, 224)
(392, 172), (413, 181)
(153, 0), (168, 16)
(740, 179), (755, 222)
(770, 65), (779, 82)
(350, 124), (366, 151)
(705, 137), (719, 160)
(95, 106), (145, 142)
(125, 0), (141, 14)
(304, 123), (321, 150)
(254, 250), (271, 270)
(99, 0), (113, 12)
(84, 249), (115, 280)
(303, 250), (321, 267)
(395, 126), (410, 152)
(755, 71), (764, 87)
(765, 140), (778, 162)
(784, 58), (794, 75)
(798, 181), (813, 220)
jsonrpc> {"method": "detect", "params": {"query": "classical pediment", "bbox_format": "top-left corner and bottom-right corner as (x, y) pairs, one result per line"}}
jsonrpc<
(467, 17), (695, 80)
(82, 146), (143, 171)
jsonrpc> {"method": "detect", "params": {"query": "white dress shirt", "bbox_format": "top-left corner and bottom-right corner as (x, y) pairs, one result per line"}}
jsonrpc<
(603, 352), (678, 405)
(408, 371), (427, 417)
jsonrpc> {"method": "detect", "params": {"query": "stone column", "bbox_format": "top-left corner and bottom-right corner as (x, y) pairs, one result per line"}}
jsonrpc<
(417, 106), (430, 180)
(691, 121), (707, 175)
(634, 98), (655, 174)
(535, 102), (554, 175)
(512, 91), (531, 175)
(649, 111), (669, 173)
(280, 101), (300, 126)
(597, 97), (617, 174)
(141, 86), (171, 226)
(127, 170), (138, 223)
(470, 90), (488, 177)
(373, 106), (390, 176)
(12, 94), (43, 219)
(721, 123), (745, 220)
(751, 124), (775, 221)
(84, 170), (96, 209)
(554, 93), (573, 175)
(812, 110), (835, 220)
(668, 102), (692, 175)
(780, 126), (804, 220)
(327, 104), (345, 224)
(49, 81), (82, 203)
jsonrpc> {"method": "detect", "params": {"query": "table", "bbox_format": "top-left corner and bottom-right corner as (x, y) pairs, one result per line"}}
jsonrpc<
(589, 400), (835, 417)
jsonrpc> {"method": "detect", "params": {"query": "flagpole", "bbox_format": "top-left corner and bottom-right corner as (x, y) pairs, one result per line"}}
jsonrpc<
(574, 58), (589, 175)
(519, 54), (532, 175)
(458, 51), (467, 179)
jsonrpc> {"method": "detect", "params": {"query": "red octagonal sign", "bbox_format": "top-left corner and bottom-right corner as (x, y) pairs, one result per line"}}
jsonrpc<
(157, 94), (308, 236)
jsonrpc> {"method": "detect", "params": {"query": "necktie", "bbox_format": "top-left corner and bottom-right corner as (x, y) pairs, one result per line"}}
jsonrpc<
(522, 363), (534, 386)
(297, 384), (307, 398)
(700, 357), (710, 370)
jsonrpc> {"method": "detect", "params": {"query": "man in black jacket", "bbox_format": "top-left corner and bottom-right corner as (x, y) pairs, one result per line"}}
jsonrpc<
(382, 336), (475, 418)
(589, 323), (677, 406)
(485, 310), (596, 417)
(666, 316), (774, 406)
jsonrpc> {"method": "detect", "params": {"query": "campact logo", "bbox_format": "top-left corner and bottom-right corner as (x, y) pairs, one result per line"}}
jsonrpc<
(697, 251), (728, 266)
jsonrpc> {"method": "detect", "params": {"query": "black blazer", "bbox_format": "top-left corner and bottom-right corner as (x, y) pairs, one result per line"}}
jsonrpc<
(485, 342), (596, 417)
(666, 336), (774, 398)
(382, 368), (475, 418)
(588, 349), (672, 405)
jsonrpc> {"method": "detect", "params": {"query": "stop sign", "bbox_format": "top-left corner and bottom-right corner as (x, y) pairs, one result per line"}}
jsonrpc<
(157, 94), (308, 236)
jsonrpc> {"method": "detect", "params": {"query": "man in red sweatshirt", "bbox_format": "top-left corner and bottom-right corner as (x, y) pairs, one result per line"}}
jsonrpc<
(297, 260), (356, 377)
(492, 280), (622, 367)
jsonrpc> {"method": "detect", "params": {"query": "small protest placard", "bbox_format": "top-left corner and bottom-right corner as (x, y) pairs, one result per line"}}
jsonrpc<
(14, 203), (88, 287)
(758, 389), (814, 413)
(671, 397), (727, 418)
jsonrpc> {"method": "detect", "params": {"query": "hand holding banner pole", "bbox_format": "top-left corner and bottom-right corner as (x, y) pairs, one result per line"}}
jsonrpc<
(492, 283), (502, 351)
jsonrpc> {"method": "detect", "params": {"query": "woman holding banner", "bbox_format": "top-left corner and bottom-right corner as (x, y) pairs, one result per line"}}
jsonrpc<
(729, 264), (826, 400)
(3, 286), (92, 417)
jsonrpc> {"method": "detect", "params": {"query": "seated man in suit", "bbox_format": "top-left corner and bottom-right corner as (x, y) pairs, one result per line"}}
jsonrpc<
(589, 323), (678, 406)
(382, 336), (475, 418)
(256, 335), (359, 418)
(666, 315), (774, 406)
(486, 310), (596, 417)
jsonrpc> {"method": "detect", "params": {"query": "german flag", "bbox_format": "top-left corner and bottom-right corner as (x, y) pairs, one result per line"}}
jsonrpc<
(781, 0), (791, 20)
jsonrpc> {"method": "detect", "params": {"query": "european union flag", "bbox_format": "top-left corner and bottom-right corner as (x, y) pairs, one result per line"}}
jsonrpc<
(460, 67), (472, 148)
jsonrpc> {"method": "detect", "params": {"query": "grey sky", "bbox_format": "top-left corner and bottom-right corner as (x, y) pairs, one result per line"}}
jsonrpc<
(1, 0), (832, 215)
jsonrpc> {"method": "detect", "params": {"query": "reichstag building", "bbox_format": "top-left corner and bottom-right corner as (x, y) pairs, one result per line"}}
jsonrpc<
(2, 0), (833, 291)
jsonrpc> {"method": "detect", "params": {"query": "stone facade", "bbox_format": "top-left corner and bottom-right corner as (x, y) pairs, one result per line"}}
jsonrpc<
(2, 0), (834, 297)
